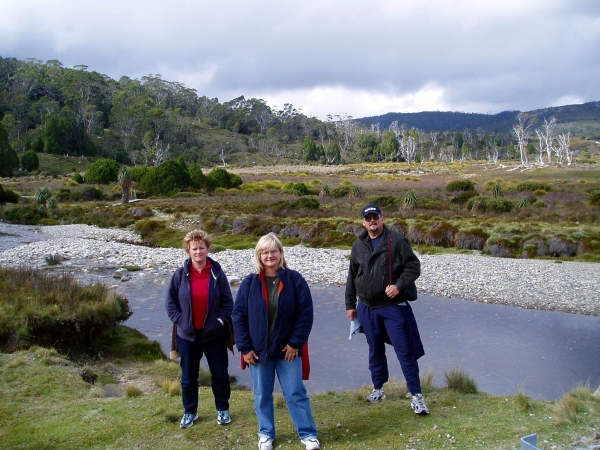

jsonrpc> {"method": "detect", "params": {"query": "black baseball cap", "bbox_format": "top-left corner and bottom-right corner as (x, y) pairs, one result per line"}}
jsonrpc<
(362, 204), (382, 218)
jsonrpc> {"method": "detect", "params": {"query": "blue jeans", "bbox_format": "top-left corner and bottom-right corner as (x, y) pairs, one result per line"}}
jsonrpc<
(249, 357), (318, 440)
(178, 331), (230, 413)
(357, 302), (422, 394)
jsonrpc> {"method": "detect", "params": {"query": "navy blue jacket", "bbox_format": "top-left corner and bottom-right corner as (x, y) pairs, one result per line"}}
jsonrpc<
(232, 267), (313, 365)
(165, 257), (233, 343)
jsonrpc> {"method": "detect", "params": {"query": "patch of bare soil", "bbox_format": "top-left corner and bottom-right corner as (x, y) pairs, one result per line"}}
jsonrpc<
(95, 362), (162, 397)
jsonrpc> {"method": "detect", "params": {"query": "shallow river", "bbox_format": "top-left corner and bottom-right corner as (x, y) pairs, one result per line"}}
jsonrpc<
(111, 273), (600, 401)
(1, 223), (599, 401)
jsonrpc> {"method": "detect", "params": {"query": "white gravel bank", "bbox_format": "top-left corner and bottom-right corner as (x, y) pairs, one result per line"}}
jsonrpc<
(0, 224), (598, 316)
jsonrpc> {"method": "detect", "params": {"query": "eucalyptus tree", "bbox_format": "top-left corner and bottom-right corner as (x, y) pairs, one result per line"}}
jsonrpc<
(0, 122), (19, 177)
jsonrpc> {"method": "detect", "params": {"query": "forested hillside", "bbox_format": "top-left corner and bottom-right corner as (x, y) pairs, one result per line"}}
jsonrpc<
(1, 56), (599, 175)
(357, 102), (600, 137)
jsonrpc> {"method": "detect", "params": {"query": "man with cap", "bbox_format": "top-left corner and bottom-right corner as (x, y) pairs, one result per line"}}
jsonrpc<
(345, 204), (429, 414)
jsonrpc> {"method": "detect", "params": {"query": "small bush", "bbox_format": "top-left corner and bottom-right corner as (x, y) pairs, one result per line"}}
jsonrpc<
(533, 189), (547, 196)
(446, 179), (475, 192)
(455, 228), (488, 250)
(73, 173), (84, 183)
(451, 190), (478, 205)
(444, 368), (478, 394)
(485, 197), (515, 213)
(367, 195), (399, 209)
(532, 200), (548, 208)
(291, 197), (320, 210)
(331, 185), (351, 198)
(125, 386), (143, 398)
(516, 180), (551, 192)
(589, 190), (600, 206)
(84, 158), (120, 184)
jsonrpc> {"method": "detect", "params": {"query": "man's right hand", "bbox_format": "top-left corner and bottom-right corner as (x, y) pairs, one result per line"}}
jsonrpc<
(346, 309), (356, 321)
(243, 350), (259, 366)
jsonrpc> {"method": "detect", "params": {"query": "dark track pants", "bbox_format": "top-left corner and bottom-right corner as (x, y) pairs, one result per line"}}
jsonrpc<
(178, 331), (230, 414)
(356, 302), (422, 394)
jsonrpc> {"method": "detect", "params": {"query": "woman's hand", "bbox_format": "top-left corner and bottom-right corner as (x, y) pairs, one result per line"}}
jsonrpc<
(282, 344), (298, 362)
(243, 350), (259, 366)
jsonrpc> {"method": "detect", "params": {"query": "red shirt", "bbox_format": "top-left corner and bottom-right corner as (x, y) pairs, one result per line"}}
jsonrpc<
(190, 259), (211, 330)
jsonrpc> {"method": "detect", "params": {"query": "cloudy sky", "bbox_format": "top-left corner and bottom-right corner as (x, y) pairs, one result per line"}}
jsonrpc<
(1, 0), (599, 120)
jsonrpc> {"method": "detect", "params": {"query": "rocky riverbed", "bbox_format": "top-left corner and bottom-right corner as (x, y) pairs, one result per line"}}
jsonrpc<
(1, 223), (598, 316)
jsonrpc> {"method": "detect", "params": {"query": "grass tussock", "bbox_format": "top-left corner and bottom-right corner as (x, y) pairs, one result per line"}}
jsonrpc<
(444, 367), (479, 394)
(125, 386), (143, 398)
(0, 267), (132, 352)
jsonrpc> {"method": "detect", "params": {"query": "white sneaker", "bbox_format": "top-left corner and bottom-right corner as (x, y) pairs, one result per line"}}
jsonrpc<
(366, 388), (386, 402)
(411, 393), (429, 414)
(301, 437), (320, 449)
(258, 436), (274, 450)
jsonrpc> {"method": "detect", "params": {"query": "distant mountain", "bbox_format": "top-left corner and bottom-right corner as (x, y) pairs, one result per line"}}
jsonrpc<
(356, 101), (600, 136)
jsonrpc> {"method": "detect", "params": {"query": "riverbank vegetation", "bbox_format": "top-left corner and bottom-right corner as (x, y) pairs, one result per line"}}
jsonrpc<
(2, 159), (599, 262)
(1, 267), (599, 449)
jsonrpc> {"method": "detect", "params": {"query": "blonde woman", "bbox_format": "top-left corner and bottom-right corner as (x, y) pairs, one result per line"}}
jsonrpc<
(232, 233), (319, 450)
(165, 230), (233, 428)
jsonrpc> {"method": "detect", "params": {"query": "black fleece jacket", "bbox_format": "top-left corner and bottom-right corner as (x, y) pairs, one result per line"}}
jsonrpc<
(345, 225), (421, 310)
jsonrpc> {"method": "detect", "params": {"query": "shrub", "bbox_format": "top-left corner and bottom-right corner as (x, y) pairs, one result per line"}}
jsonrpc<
(532, 200), (548, 208)
(72, 173), (84, 184)
(291, 197), (320, 210)
(283, 182), (311, 196)
(0, 122), (19, 177)
(485, 197), (515, 213)
(1, 204), (45, 224)
(205, 167), (241, 190)
(21, 149), (40, 172)
(516, 180), (551, 192)
(71, 186), (103, 202)
(455, 228), (488, 250)
(84, 158), (120, 184)
(0, 267), (133, 351)
(423, 221), (457, 247)
(589, 190), (600, 206)
(188, 163), (207, 189)
(331, 185), (351, 198)
(130, 166), (150, 183)
(0, 184), (19, 205)
(451, 190), (478, 204)
(533, 189), (547, 196)
(367, 195), (399, 209)
(446, 179), (475, 192)
(140, 160), (191, 197)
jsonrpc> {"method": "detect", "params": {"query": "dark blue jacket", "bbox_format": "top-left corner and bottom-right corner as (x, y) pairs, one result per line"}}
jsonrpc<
(165, 257), (233, 343)
(232, 267), (313, 365)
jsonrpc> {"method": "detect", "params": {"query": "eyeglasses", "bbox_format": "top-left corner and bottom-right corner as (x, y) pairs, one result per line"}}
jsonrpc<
(261, 249), (280, 257)
(363, 214), (381, 222)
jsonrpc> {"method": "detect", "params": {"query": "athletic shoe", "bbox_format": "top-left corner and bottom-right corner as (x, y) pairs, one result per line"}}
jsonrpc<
(258, 436), (274, 450)
(366, 388), (386, 402)
(301, 437), (321, 449)
(180, 412), (198, 428)
(217, 410), (231, 425)
(411, 393), (429, 414)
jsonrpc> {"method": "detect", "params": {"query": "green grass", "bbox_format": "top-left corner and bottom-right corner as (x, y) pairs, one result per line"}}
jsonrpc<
(1, 346), (599, 449)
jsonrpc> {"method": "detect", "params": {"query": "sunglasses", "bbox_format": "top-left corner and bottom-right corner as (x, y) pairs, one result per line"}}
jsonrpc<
(363, 214), (381, 222)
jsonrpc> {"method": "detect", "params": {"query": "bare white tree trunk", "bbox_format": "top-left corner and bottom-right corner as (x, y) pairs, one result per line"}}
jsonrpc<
(557, 132), (571, 165)
(512, 113), (536, 165)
